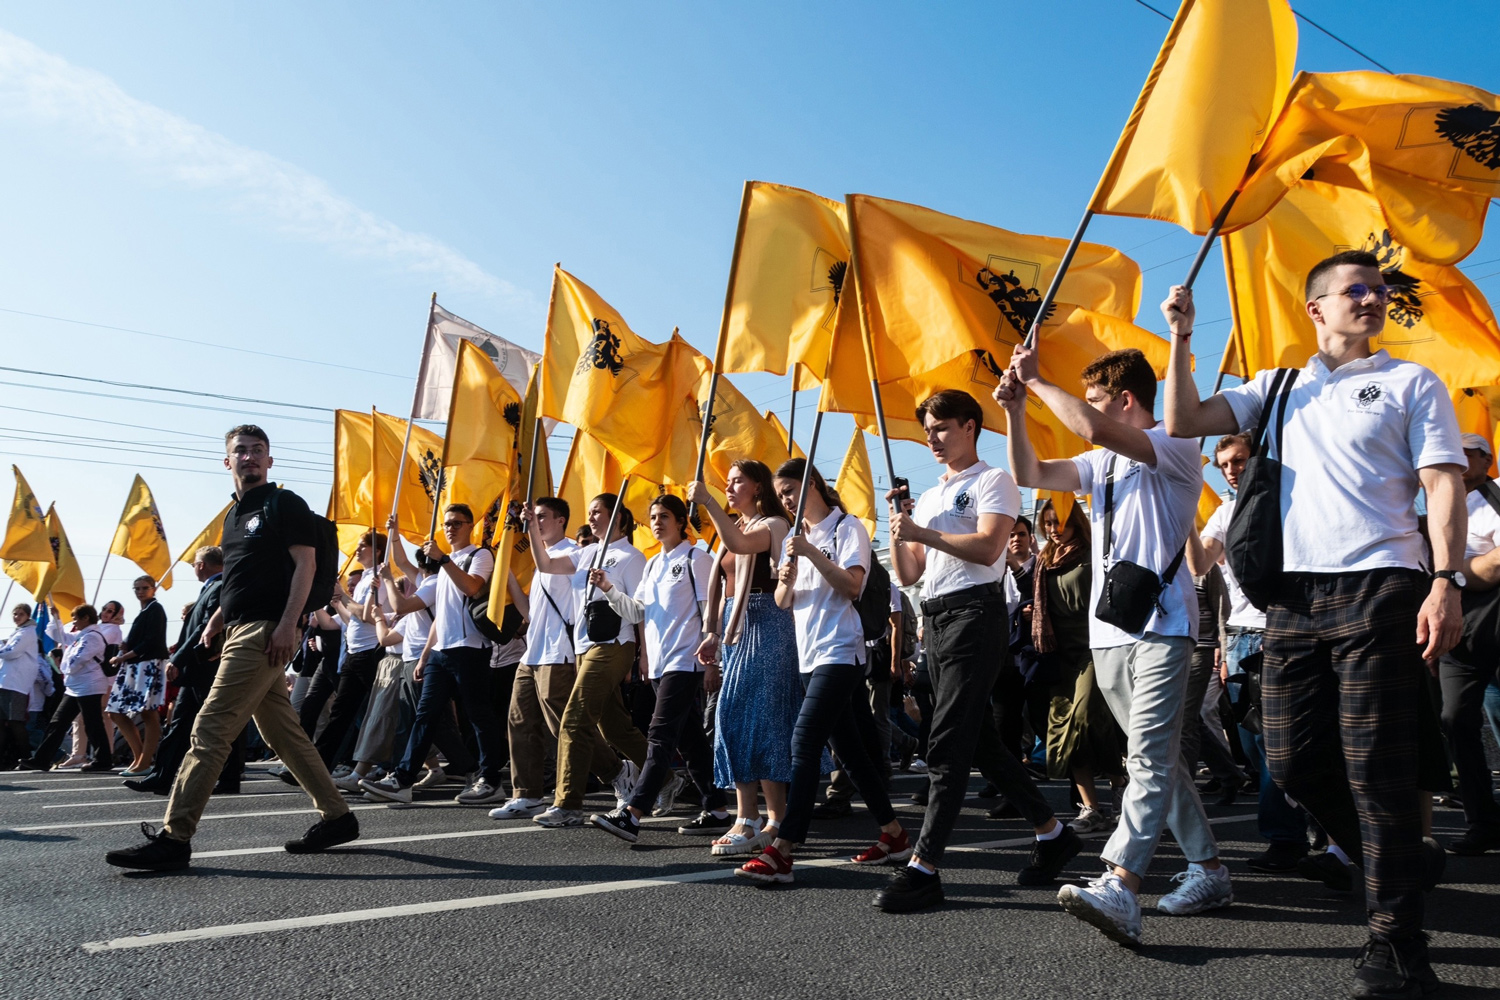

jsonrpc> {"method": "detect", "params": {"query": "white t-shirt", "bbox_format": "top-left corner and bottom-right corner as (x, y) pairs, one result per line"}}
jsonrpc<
(99, 622), (123, 646)
(432, 545), (495, 651)
(635, 541), (713, 678)
(1072, 426), (1202, 648)
(0, 622), (40, 695)
(398, 575), (439, 661)
(1199, 497), (1268, 630)
(343, 571), (387, 655)
(791, 510), (871, 672)
(1465, 486), (1500, 559)
(1221, 351), (1464, 573)
(524, 539), (581, 666)
(573, 539), (647, 653)
(910, 460), (1022, 598)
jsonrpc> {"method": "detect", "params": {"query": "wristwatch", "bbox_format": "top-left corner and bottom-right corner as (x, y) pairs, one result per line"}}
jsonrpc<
(438, 553), (452, 567)
(1435, 569), (1466, 589)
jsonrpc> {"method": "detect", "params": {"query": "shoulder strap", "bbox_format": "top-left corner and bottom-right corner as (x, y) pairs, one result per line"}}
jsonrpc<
(1481, 480), (1500, 518)
(1102, 453), (1118, 562)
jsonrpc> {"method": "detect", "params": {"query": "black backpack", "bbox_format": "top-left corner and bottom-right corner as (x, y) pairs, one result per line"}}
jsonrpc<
(835, 513), (895, 642)
(251, 490), (339, 616)
(458, 549), (513, 645)
(1225, 368), (1296, 612)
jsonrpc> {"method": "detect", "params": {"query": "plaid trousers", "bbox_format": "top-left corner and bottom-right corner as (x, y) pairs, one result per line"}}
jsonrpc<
(1262, 568), (1427, 939)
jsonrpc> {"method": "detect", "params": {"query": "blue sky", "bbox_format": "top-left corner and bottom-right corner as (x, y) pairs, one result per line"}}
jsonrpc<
(0, 1), (1496, 610)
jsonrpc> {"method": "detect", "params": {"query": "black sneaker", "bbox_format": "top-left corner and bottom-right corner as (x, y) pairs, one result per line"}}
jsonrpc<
(105, 822), (191, 871)
(812, 798), (853, 819)
(212, 780), (241, 795)
(123, 777), (169, 794)
(590, 807), (640, 843)
(988, 797), (1021, 820)
(82, 760), (116, 773)
(1448, 824), (1500, 856)
(14, 759), (48, 771)
(976, 781), (1000, 799)
(873, 865), (944, 913)
(1297, 851), (1354, 892)
(1351, 932), (1439, 999)
(1419, 837), (1445, 893)
(284, 811), (360, 854)
(678, 811), (733, 836)
(1215, 776), (1245, 807)
(1016, 825), (1083, 886)
(1246, 841), (1307, 873)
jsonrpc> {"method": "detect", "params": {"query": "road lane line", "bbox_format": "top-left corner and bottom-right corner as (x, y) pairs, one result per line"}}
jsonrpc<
(44, 791), (305, 809)
(8, 802), (460, 832)
(195, 824), (546, 858)
(15, 779), (282, 796)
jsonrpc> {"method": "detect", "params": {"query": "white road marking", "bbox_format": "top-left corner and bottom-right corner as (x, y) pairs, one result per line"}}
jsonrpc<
(195, 824), (546, 858)
(8, 802), (459, 832)
(44, 792), (305, 809)
(15, 778), (282, 796)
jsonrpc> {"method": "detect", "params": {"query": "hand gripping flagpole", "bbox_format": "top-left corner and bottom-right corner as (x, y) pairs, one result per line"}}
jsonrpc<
(583, 479), (630, 609)
(693, 182), (754, 504)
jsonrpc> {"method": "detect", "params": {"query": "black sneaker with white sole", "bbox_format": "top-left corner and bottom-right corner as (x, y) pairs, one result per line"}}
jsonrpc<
(1016, 825), (1083, 886)
(590, 807), (640, 843)
(678, 810), (733, 836)
(285, 811), (360, 854)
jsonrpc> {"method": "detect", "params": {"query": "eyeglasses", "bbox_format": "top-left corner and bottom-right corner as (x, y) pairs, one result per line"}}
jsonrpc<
(1314, 282), (1394, 305)
(442, 519), (471, 529)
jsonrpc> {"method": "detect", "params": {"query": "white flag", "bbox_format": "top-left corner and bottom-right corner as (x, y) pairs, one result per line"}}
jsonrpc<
(412, 305), (540, 421)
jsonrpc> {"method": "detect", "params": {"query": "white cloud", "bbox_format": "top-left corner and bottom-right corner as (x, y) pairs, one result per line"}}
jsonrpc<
(0, 29), (521, 302)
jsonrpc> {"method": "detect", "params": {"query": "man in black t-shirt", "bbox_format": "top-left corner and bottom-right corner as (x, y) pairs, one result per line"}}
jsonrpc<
(106, 425), (358, 871)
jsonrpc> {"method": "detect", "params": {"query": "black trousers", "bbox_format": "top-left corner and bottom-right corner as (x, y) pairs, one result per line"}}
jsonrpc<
(917, 592), (1053, 863)
(29, 693), (109, 767)
(1438, 653), (1500, 832)
(0, 690), (30, 768)
(783, 663), (895, 845)
(313, 647), (383, 767)
(152, 677), (244, 787)
(628, 671), (725, 814)
(298, 651), (340, 739)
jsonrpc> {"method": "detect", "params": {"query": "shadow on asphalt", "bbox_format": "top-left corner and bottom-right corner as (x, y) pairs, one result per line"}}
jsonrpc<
(0, 830), (77, 843)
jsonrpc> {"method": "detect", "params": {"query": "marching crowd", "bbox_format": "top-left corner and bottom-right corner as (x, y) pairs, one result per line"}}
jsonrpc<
(5, 252), (1498, 999)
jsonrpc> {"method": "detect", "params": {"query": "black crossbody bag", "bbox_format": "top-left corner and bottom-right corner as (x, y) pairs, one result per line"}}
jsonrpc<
(1094, 453), (1187, 635)
(1225, 368), (1296, 611)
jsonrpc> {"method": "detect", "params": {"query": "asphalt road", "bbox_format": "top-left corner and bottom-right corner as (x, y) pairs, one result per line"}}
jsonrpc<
(2, 766), (1496, 1000)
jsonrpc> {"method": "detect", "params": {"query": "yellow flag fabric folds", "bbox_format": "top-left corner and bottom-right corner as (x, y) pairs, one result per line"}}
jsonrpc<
(110, 475), (171, 587)
(766, 411), (805, 459)
(2, 466), (52, 564)
(172, 502), (234, 572)
(330, 409), (375, 528)
(836, 429), (877, 542)
(372, 412), (445, 547)
(1226, 72), (1500, 263)
(3, 505), (86, 615)
(1222, 174), (1500, 390)
(540, 267), (681, 475)
(720, 181), (849, 382)
(1091, 0), (1297, 232)
(441, 340), (522, 550)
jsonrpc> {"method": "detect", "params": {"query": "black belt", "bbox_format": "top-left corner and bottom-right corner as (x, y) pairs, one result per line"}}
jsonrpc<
(920, 581), (1003, 616)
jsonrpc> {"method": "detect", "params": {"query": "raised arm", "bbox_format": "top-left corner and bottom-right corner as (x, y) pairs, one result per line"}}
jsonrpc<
(1008, 343), (1158, 466)
(1161, 285), (1242, 439)
(995, 371), (1084, 492)
(686, 482), (773, 556)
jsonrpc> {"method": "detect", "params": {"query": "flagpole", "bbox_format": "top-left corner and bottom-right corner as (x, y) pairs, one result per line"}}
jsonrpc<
(583, 478), (630, 607)
(524, 418), (543, 505)
(694, 182), (755, 491)
(91, 552), (111, 606)
(1020, 208), (1095, 350)
(389, 294), (439, 557)
(787, 380), (798, 454)
(790, 409), (825, 538)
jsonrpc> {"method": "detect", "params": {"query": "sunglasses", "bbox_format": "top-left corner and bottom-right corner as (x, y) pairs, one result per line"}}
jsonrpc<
(1314, 282), (1394, 305)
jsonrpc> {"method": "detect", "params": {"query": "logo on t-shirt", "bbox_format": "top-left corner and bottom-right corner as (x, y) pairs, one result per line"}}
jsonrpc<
(953, 491), (973, 515)
(245, 513), (262, 535)
(1354, 382), (1385, 408)
(669, 562), (685, 581)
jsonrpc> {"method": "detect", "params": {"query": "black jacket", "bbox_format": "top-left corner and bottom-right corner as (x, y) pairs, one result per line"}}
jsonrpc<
(170, 576), (224, 686)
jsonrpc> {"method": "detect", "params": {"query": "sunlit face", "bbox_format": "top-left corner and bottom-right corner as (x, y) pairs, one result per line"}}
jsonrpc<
(225, 434), (271, 486)
(132, 580), (156, 603)
(533, 505), (566, 544)
(11, 607), (27, 626)
(649, 505), (684, 545)
(587, 500), (614, 541)
(1084, 385), (1130, 420)
(1008, 521), (1032, 558)
(1042, 507), (1072, 546)
(773, 477), (799, 515)
(1307, 263), (1388, 339)
(922, 415), (974, 465)
(1215, 441), (1251, 491)
(100, 603), (124, 625)
(724, 468), (758, 515)
(442, 511), (472, 548)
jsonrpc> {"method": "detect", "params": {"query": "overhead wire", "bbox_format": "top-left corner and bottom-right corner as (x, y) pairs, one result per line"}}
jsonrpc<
(1128, 0), (1396, 75)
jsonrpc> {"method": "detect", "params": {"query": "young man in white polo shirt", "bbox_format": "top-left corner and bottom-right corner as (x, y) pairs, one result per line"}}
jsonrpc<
(361, 503), (507, 806)
(878, 388), (1078, 914)
(999, 347), (1229, 947)
(1163, 249), (1467, 998)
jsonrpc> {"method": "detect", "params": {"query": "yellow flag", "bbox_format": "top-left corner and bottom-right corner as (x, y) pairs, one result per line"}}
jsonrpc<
(540, 266), (683, 474)
(1221, 172), (1500, 391)
(372, 411), (446, 547)
(110, 475), (172, 587)
(836, 429), (877, 541)
(846, 194), (1158, 384)
(557, 431), (711, 559)
(766, 411), (805, 459)
(686, 346), (793, 489)
(172, 501), (233, 574)
(518, 363), (553, 501)
(720, 181), (849, 382)
(441, 339), (522, 550)
(1091, 0), (1296, 232)
(1, 466), (52, 564)
(3, 505), (86, 615)
(330, 409), (375, 528)
(1227, 72), (1500, 263)
(1455, 387), (1500, 478)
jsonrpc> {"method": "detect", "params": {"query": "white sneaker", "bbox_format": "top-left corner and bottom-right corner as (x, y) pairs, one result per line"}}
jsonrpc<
(1157, 863), (1234, 915)
(412, 765), (447, 791)
(489, 797), (547, 820)
(359, 773), (413, 804)
(455, 778), (507, 805)
(652, 770), (687, 817)
(1058, 871), (1142, 946)
(333, 771), (366, 793)
(611, 759), (641, 810)
(907, 758), (929, 774)
(533, 806), (585, 827)
(1068, 806), (1115, 834)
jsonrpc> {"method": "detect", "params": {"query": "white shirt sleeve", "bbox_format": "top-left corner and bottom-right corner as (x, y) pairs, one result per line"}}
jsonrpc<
(1200, 502), (1232, 545)
(977, 468), (1022, 517)
(467, 548), (495, 583)
(839, 516), (873, 596)
(1072, 449), (1102, 497)
(691, 549), (713, 603)
(1147, 426), (1203, 488)
(1220, 369), (1275, 434)
(1407, 371), (1466, 471)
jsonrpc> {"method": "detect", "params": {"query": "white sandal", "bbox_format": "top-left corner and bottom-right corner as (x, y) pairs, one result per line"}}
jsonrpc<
(710, 816), (765, 856)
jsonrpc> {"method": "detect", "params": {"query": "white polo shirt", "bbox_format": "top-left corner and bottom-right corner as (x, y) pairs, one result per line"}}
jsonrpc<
(398, 575), (439, 661)
(524, 539), (581, 666)
(911, 460), (1021, 598)
(1073, 426), (1202, 648)
(791, 510), (871, 672)
(344, 571), (388, 655)
(432, 545), (494, 651)
(573, 539), (647, 653)
(1199, 497), (1267, 630)
(636, 541), (713, 678)
(1221, 351), (1464, 573)
(1465, 486), (1500, 559)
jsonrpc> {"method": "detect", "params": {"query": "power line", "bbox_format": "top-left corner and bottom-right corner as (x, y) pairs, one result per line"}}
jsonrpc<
(0, 429), (334, 472)
(0, 366), (335, 414)
(0, 403), (330, 459)
(0, 447), (328, 487)
(1127, 1), (1395, 75)
(0, 306), (411, 380)
(0, 379), (332, 426)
